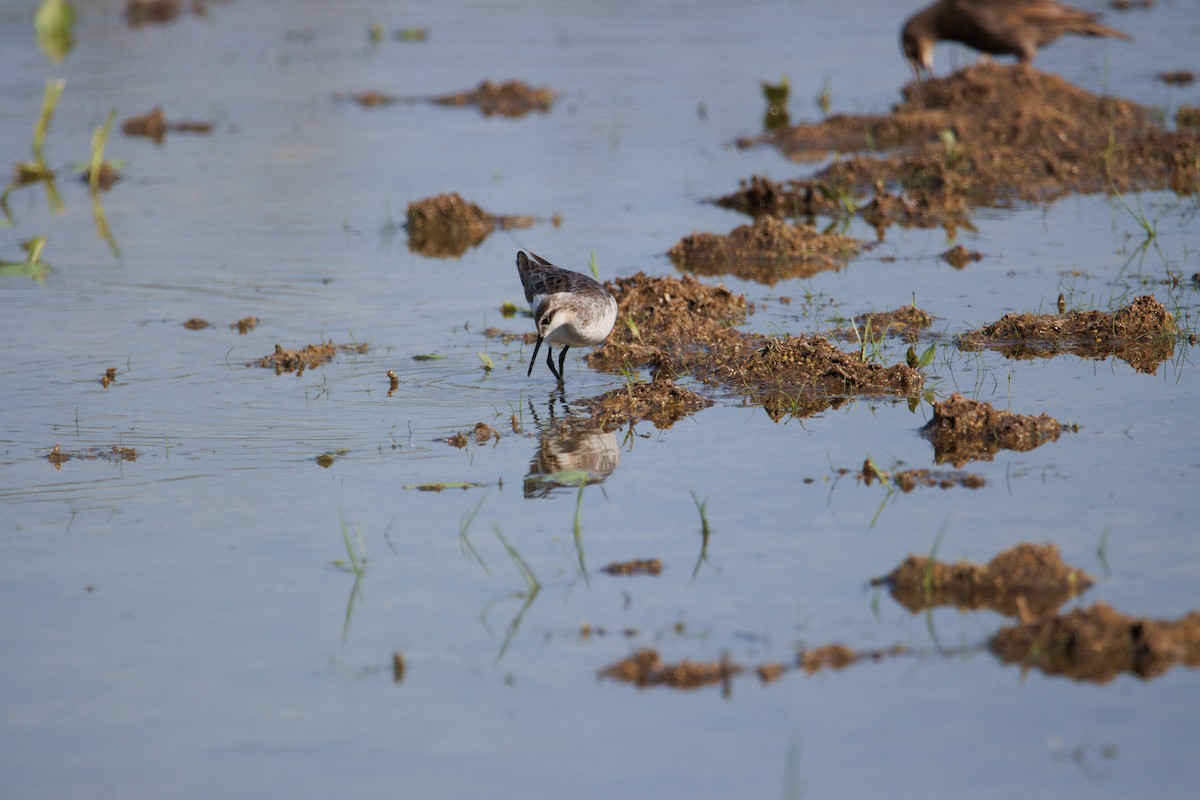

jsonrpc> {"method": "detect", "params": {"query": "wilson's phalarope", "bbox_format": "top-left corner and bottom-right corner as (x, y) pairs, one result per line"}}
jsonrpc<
(515, 250), (617, 386)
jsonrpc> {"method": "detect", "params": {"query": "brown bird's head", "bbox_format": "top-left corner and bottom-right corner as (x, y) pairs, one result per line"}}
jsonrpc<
(900, 7), (937, 84)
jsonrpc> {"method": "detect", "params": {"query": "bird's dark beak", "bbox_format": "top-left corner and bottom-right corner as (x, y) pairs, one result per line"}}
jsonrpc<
(528, 335), (543, 377)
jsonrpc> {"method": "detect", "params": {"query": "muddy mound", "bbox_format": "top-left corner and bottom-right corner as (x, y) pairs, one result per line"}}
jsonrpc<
(992, 602), (1200, 683)
(873, 543), (1092, 618)
(431, 80), (556, 117)
(735, 64), (1200, 231)
(922, 392), (1066, 466)
(406, 193), (533, 258)
(588, 272), (924, 420)
(579, 374), (712, 431)
(959, 294), (1179, 374)
(667, 216), (860, 284)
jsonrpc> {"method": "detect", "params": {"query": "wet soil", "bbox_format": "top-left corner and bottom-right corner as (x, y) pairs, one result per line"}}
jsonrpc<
(858, 459), (985, 492)
(122, 107), (213, 145)
(798, 643), (907, 674)
(991, 601), (1200, 683)
(588, 273), (923, 420)
(958, 294), (1179, 374)
(731, 64), (1200, 231)
(1179, 106), (1200, 127)
(253, 341), (367, 376)
(921, 392), (1067, 466)
(832, 304), (933, 344)
(941, 244), (983, 269)
(430, 80), (556, 117)
(578, 373), (713, 431)
(600, 559), (663, 576)
(441, 422), (499, 449)
(872, 543), (1093, 618)
(667, 216), (860, 284)
(598, 648), (742, 693)
(231, 316), (258, 334)
(406, 193), (534, 258)
(46, 443), (139, 468)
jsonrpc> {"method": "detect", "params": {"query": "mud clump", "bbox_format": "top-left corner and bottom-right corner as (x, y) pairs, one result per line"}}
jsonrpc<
(991, 602), (1200, 683)
(922, 392), (1066, 466)
(579, 374), (712, 431)
(122, 107), (213, 144)
(253, 341), (365, 376)
(873, 543), (1092, 618)
(598, 649), (742, 693)
(834, 304), (933, 344)
(406, 192), (533, 258)
(588, 273), (923, 421)
(231, 317), (259, 334)
(1157, 70), (1195, 87)
(960, 294), (1179, 374)
(941, 244), (983, 269)
(600, 559), (663, 576)
(859, 459), (985, 491)
(431, 80), (556, 117)
(46, 443), (139, 469)
(668, 216), (860, 284)
(738, 64), (1200, 231)
(798, 643), (906, 674)
(711, 174), (839, 217)
(182, 317), (210, 330)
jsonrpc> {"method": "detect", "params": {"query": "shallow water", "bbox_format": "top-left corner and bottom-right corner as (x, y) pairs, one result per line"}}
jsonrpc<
(3, 1), (1200, 798)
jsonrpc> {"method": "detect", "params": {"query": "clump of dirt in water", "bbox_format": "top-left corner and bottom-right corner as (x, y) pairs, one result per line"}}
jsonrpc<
(922, 392), (1066, 466)
(959, 294), (1179, 374)
(254, 341), (366, 376)
(598, 649), (742, 693)
(588, 273), (923, 421)
(406, 193), (534, 258)
(46, 443), (139, 469)
(991, 602), (1200, 683)
(859, 459), (985, 491)
(731, 64), (1200, 231)
(600, 559), (663, 576)
(941, 244), (983, 268)
(667, 216), (860, 284)
(798, 643), (906, 674)
(579, 373), (713, 431)
(431, 80), (556, 117)
(833, 304), (933, 344)
(122, 107), (213, 144)
(872, 543), (1092, 618)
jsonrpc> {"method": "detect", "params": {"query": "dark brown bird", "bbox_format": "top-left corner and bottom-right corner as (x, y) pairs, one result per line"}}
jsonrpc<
(901, 0), (1131, 82)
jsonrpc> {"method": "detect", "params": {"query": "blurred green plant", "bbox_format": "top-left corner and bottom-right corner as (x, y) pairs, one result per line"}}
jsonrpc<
(34, 0), (76, 63)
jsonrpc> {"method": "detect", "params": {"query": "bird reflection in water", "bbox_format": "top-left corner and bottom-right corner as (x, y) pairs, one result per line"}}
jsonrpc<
(523, 396), (621, 498)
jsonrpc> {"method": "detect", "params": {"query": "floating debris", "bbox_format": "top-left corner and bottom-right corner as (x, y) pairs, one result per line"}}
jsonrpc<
(253, 342), (339, 375)
(182, 317), (210, 330)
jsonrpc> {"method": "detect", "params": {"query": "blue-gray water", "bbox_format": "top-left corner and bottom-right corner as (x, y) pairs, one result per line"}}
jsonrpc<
(2, 1), (1199, 797)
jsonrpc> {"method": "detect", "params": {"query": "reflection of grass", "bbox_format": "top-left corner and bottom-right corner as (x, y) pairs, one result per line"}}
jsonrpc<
(490, 525), (541, 661)
(458, 494), (490, 575)
(86, 109), (119, 191)
(334, 515), (369, 643)
(690, 490), (712, 581)
(0, 236), (52, 284)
